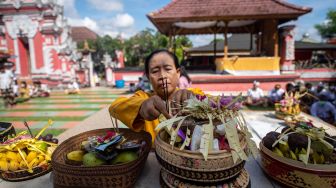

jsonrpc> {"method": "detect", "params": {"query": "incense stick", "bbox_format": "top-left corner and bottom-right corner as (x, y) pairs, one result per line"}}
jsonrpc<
(23, 121), (34, 138)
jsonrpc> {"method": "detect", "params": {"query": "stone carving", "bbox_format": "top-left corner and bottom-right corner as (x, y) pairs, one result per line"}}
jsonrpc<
(5, 15), (38, 39)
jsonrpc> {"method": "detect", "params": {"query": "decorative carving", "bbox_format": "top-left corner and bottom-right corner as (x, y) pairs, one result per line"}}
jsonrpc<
(5, 15), (38, 39)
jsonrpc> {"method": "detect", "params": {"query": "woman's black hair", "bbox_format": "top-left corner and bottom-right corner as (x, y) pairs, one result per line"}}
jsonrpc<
(180, 66), (191, 83)
(144, 49), (179, 77)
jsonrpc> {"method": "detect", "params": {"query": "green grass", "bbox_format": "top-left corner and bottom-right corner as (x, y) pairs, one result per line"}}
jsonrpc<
(16, 128), (66, 137)
(0, 108), (101, 112)
(19, 101), (110, 105)
(0, 116), (86, 121)
(242, 105), (275, 111)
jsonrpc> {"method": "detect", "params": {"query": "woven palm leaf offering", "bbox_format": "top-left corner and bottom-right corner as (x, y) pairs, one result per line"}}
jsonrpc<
(0, 120), (58, 181)
(155, 90), (258, 186)
(51, 119), (151, 188)
(274, 91), (306, 120)
(260, 122), (336, 187)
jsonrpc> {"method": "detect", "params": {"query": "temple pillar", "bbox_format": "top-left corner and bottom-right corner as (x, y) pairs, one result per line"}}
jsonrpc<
(279, 25), (296, 74)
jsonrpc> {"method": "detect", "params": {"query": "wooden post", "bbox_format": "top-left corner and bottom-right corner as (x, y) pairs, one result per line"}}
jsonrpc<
(250, 33), (253, 52)
(168, 34), (172, 52)
(224, 21), (228, 59)
(214, 25), (217, 61)
(274, 29), (279, 57)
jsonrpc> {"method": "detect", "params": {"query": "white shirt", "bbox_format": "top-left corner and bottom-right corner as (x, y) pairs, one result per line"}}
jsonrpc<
(247, 88), (264, 100)
(0, 70), (13, 89)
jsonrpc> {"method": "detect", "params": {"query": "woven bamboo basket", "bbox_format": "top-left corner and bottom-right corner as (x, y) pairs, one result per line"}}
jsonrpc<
(160, 167), (250, 188)
(0, 122), (16, 142)
(51, 128), (152, 188)
(155, 129), (247, 183)
(260, 141), (336, 188)
(0, 163), (51, 182)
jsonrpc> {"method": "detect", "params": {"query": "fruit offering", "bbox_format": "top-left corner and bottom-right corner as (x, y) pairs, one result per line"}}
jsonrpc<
(66, 130), (145, 167)
(262, 123), (336, 165)
(0, 120), (57, 173)
(275, 92), (304, 119)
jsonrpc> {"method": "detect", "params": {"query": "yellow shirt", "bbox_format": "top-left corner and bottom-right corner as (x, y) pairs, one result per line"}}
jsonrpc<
(109, 90), (159, 143)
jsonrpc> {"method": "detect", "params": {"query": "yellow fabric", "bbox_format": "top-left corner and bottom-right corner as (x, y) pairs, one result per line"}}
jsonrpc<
(215, 57), (280, 71)
(109, 88), (203, 144)
(109, 90), (159, 144)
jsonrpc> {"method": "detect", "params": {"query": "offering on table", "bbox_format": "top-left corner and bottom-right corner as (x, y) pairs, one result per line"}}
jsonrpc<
(0, 120), (58, 181)
(156, 93), (258, 161)
(65, 130), (145, 167)
(155, 93), (258, 184)
(275, 92), (304, 119)
(262, 124), (336, 165)
(52, 128), (152, 188)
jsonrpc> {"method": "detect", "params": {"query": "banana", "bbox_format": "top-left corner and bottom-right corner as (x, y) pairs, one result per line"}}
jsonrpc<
(19, 160), (27, 170)
(0, 153), (6, 160)
(8, 160), (19, 171)
(67, 150), (85, 162)
(6, 151), (18, 162)
(36, 155), (45, 163)
(26, 151), (37, 163)
(273, 147), (284, 157)
(28, 158), (39, 168)
(0, 160), (8, 171)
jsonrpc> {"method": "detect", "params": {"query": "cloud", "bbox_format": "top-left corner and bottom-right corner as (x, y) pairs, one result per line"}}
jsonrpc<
(86, 0), (123, 12)
(68, 17), (100, 32)
(67, 14), (136, 39)
(57, 0), (79, 18)
(113, 13), (135, 28)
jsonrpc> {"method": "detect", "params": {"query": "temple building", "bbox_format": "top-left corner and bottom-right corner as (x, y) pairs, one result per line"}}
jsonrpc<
(148, 0), (312, 76)
(0, 0), (78, 85)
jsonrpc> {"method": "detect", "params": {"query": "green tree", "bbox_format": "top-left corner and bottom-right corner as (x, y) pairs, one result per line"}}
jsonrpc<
(315, 9), (336, 39)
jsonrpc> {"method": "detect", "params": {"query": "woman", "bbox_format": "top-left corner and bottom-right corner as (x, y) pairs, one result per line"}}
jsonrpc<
(109, 49), (193, 143)
(178, 66), (191, 89)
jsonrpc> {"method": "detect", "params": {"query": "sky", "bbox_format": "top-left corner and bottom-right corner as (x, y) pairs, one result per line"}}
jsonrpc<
(59, 0), (336, 47)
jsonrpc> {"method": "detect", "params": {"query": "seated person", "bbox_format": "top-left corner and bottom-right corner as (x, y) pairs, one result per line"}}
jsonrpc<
(310, 93), (336, 125)
(65, 80), (80, 94)
(32, 81), (50, 97)
(109, 49), (193, 143)
(246, 81), (267, 107)
(135, 77), (145, 91)
(268, 84), (284, 104)
(19, 81), (30, 99)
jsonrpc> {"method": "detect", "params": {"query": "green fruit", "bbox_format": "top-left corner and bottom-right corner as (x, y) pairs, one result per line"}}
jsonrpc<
(80, 141), (89, 150)
(67, 150), (85, 162)
(111, 151), (138, 165)
(36, 142), (48, 152)
(273, 147), (284, 157)
(289, 150), (297, 160)
(279, 141), (289, 153)
(83, 152), (106, 167)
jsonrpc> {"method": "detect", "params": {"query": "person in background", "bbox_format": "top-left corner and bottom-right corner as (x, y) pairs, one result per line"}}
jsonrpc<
(66, 80), (80, 94)
(178, 66), (192, 89)
(246, 81), (267, 107)
(135, 77), (145, 91)
(0, 65), (15, 107)
(310, 93), (336, 125)
(268, 84), (285, 104)
(19, 81), (30, 100)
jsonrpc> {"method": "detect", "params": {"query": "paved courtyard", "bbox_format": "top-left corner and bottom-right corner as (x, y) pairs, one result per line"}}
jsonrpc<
(0, 87), (128, 130)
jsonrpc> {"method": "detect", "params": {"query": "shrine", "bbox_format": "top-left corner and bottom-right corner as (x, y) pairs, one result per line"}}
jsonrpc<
(0, 0), (78, 85)
(147, 0), (312, 76)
